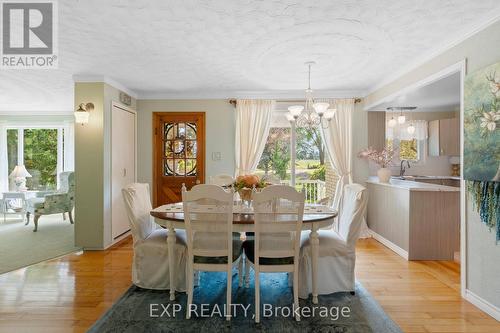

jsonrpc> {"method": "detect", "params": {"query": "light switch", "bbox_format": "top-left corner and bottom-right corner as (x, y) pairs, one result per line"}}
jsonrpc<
(212, 152), (221, 161)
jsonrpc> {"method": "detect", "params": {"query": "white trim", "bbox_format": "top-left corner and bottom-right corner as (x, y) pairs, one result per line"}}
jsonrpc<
(137, 89), (363, 100)
(464, 289), (500, 321)
(364, 60), (467, 111)
(458, 61), (467, 298)
(369, 229), (409, 260)
(365, 12), (500, 96)
(72, 75), (138, 100)
(0, 110), (73, 116)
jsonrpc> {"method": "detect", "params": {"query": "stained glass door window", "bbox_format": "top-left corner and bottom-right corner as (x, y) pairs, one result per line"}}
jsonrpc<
(164, 122), (197, 176)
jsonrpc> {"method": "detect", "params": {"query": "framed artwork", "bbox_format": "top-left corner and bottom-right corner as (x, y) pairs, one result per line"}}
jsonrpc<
(463, 61), (500, 182)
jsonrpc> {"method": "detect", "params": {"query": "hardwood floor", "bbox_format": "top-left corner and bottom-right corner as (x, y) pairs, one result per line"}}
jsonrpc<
(0, 237), (498, 333)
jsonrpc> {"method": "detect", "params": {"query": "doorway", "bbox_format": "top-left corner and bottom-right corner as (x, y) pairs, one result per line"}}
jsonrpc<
(153, 112), (205, 206)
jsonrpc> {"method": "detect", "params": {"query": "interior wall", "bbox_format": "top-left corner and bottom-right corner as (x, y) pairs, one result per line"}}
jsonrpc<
(364, 20), (500, 310)
(136, 99), (236, 192)
(74, 82), (105, 249)
(74, 82), (137, 249)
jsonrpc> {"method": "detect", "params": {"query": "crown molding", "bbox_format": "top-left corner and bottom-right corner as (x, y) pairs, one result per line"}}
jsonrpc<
(0, 110), (73, 116)
(137, 89), (364, 100)
(365, 11), (500, 97)
(72, 75), (138, 99)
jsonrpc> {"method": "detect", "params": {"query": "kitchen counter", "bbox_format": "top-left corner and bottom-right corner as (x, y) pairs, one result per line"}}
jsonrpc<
(366, 176), (460, 260)
(366, 176), (460, 192)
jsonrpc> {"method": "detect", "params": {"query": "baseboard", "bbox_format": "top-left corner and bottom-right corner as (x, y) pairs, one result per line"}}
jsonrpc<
(465, 289), (500, 321)
(369, 229), (409, 260)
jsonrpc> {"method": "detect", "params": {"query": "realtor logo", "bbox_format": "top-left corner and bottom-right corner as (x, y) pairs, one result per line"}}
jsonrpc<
(1, 0), (58, 68)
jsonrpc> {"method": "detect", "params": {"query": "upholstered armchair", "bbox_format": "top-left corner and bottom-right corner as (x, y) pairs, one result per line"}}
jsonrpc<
(26, 172), (75, 232)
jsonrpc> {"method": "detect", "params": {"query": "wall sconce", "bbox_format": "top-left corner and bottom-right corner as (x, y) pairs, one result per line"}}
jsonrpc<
(74, 102), (94, 125)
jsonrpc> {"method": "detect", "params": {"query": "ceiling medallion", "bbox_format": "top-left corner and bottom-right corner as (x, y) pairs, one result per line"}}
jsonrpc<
(286, 61), (336, 130)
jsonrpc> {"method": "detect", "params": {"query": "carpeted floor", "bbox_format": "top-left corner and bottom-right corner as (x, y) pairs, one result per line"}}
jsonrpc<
(90, 270), (402, 333)
(0, 214), (80, 274)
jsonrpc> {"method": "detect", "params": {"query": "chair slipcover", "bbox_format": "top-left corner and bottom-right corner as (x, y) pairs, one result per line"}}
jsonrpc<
(298, 183), (368, 298)
(122, 183), (187, 290)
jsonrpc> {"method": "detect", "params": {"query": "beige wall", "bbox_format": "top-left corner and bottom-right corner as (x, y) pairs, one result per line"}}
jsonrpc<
(364, 20), (500, 309)
(136, 100), (236, 191)
(74, 82), (136, 249)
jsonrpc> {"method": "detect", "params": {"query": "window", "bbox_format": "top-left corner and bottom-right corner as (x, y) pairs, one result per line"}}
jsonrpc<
(4, 125), (74, 191)
(255, 110), (329, 203)
(386, 137), (420, 162)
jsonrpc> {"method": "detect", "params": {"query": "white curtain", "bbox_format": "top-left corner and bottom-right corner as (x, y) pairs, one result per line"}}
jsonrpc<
(235, 99), (274, 176)
(319, 99), (354, 210)
(0, 124), (8, 192)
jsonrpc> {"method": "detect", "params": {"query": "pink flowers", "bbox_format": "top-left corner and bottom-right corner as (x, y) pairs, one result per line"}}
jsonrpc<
(358, 146), (396, 168)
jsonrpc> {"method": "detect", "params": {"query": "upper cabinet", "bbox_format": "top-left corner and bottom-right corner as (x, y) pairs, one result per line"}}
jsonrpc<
(428, 118), (460, 156)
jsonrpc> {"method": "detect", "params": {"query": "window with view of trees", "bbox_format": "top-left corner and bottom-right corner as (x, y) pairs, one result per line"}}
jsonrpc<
(6, 128), (64, 191)
(387, 138), (419, 161)
(255, 122), (328, 203)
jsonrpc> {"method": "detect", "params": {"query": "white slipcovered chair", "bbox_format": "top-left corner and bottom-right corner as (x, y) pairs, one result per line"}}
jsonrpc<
(242, 185), (305, 322)
(298, 183), (368, 298)
(122, 183), (187, 290)
(182, 184), (243, 320)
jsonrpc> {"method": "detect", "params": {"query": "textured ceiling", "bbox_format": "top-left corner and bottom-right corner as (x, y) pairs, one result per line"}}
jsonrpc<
(1, 0), (500, 112)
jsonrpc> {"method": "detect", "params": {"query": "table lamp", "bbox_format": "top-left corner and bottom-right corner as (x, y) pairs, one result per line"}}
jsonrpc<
(9, 165), (32, 191)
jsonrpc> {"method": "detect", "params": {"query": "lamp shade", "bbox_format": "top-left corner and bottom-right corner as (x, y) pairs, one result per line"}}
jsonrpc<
(449, 156), (460, 164)
(74, 110), (90, 124)
(9, 165), (32, 178)
(398, 114), (406, 124)
(312, 102), (330, 116)
(388, 117), (397, 128)
(285, 113), (295, 122)
(407, 123), (416, 135)
(324, 108), (336, 120)
(288, 105), (304, 117)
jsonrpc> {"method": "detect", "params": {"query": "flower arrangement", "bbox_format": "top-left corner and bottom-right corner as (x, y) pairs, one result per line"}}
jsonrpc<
(357, 146), (396, 168)
(233, 174), (267, 202)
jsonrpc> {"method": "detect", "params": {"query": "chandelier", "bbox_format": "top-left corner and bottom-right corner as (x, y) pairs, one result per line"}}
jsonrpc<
(285, 61), (335, 129)
(386, 106), (417, 134)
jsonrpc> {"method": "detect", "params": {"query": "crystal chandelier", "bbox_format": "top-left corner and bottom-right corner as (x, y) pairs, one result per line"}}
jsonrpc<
(286, 62), (335, 129)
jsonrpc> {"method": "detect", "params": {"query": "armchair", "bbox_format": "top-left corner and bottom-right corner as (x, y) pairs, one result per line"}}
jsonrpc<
(26, 172), (75, 232)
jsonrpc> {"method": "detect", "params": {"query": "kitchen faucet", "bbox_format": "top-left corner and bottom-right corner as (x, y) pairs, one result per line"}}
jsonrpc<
(400, 160), (411, 177)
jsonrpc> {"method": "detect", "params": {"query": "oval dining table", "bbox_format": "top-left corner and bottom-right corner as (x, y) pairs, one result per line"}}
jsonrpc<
(150, 203), (338, 304)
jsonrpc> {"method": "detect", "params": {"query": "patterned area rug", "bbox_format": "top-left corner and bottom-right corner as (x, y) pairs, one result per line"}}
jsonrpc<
(89, 270), (402, 333)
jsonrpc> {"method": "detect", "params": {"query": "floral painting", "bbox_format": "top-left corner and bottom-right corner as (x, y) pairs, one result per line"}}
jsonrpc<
(464, 61), (500, 182)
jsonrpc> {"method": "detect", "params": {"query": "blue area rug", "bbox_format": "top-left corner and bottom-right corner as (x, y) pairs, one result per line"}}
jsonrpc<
(89, 270), (402, 333)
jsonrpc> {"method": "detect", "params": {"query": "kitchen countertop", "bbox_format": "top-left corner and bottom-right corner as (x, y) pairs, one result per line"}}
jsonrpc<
(400, 175), (461, 181)
(366, 176), (460, 192)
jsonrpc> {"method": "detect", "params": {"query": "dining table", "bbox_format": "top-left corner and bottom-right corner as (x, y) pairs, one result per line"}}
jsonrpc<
(150, 202), (338, 304)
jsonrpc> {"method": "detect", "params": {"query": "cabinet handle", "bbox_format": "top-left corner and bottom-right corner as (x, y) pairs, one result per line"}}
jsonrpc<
(123, 168), (127, 177)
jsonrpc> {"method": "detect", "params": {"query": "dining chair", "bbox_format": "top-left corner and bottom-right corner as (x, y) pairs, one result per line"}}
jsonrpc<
(298, 184), (367, 298)
(242, 185), (305, 322)
(182, 184), (243, 320)
(209, 174), (234, 187)
(122, 183), (188, 291)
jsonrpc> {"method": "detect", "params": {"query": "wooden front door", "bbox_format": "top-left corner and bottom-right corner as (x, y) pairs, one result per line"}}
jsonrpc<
(153, 112), (205, 206)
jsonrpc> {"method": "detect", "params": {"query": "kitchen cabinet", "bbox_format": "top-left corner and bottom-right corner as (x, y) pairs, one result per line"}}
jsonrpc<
(428, 118), (460, 156)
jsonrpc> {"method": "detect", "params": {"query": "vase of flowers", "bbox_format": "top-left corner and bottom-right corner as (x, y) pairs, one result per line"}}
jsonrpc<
(233, 174), (268, 206)
(358, 146), (396, 183)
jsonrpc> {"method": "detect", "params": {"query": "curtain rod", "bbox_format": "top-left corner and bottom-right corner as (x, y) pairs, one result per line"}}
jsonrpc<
(228, 98), (362, 107)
